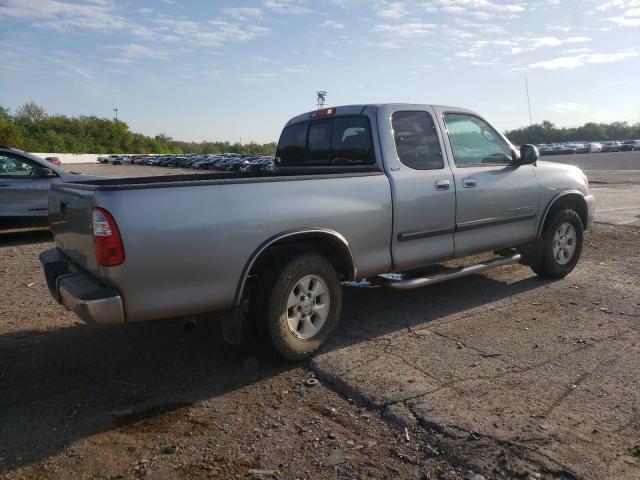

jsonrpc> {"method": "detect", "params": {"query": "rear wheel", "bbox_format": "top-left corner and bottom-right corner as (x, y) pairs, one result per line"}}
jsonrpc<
(251, 253), (342, 361)
(531, 208), (583, 278)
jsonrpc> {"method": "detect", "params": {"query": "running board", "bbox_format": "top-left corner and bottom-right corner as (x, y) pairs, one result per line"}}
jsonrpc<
(373, 253), (522, 290)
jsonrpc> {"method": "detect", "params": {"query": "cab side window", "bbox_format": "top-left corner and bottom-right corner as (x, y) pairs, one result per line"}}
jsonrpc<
(443, 113), (513, 167)
(391, 111), (444, 170)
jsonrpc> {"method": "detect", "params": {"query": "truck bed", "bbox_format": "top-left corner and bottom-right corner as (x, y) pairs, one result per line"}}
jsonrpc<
(49, 167), (393, 322)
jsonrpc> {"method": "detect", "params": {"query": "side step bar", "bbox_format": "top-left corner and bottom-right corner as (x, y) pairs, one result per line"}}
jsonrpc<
(373, 253), (522, 290)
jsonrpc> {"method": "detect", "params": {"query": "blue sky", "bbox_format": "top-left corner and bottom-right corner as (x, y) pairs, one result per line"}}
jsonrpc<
(1, 0), (639, 143)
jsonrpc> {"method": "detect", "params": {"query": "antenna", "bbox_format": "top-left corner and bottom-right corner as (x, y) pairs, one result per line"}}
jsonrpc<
(113, 107), (118, 121)
(524, 77), (532, 125)
(316, 90), (327, 109)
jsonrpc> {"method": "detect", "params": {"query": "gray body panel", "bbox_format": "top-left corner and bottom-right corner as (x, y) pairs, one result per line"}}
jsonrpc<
(51, 172), (393, 322)
(45, 104), (595, 325)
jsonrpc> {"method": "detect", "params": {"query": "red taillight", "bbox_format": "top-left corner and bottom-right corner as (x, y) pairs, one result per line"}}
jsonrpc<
(310, 108), (335, 118)
(93, 207), (125, 266)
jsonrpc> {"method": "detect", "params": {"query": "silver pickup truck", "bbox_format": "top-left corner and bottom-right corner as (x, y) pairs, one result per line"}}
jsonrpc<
(40, 104), (595, 360)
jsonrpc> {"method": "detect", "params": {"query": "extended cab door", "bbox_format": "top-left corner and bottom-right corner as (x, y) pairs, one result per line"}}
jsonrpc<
(436, 109), (540, 257)
(377, 105), (456, 271)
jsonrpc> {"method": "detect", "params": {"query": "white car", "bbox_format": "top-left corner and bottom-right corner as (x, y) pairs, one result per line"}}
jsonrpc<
(586, 142), (602, 153)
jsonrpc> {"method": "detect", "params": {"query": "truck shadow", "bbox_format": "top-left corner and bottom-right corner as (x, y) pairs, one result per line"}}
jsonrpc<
(0, 228), (51, 247)
(0, 270), (552, 472)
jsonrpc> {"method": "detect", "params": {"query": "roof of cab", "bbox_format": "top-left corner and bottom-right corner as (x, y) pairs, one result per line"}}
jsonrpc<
(284, 103), (473, 127)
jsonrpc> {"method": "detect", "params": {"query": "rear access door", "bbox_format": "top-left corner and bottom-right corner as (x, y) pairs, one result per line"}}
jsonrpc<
(378, 105), (456, 272)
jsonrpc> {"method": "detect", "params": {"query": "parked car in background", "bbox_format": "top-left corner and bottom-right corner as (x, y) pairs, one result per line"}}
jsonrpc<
(0, 146), (100, 226)
(585, 142), (602, 153)
(602, 141), (622, 152)
(621, 140), (640, 151)
(45, 156), (62, 166)
(40, 103), (595, 360)
(97, 156), (109, 164)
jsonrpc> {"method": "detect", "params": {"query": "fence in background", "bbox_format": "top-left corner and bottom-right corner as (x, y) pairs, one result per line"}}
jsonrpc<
(34, 153), (99, 164)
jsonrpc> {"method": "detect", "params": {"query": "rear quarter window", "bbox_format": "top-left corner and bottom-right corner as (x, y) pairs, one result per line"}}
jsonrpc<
(276, 123), (307, 165)
(276, 115), (374, 167)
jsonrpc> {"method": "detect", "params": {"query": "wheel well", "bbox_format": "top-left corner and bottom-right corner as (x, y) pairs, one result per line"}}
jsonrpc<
(541, 193), (588, 235)
(236, 232), (356, 305)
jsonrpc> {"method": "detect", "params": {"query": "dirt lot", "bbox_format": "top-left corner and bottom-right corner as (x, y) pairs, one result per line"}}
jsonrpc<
(0, 228), (463, 479)
(1, 161), (639, 479)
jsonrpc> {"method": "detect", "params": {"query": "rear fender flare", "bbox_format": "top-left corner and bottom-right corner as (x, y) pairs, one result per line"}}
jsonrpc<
(233, 228), (356, 307)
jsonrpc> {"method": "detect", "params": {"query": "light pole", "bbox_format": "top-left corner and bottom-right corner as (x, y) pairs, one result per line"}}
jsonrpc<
(113, 107), (118, 121)
(316, 91), (327, 109)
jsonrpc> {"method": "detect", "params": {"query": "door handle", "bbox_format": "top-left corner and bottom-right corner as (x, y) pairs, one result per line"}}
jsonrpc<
(462, 177), (477, 188)
(435, 179), (450, 191)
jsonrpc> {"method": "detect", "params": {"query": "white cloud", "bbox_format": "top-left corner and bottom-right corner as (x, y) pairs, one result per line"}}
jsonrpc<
(239, 72), (277, 83)
(610, 7), (640, 26)
(425, 0), (525, 15)
(284, 65), (308, 74)
(155, 19), (270, 48)
(376, 2), (408, 18)
(530, 51), (639, 70)
(0, 0), (129, 31)
(109, 44), (172, 64)
(320, 20), (344, 29)
(596, 0), (640, 11)
(374, 22), (436, 38)
(222, 7), (263, 21)
(264, 0), (310, 14)
(510, 36), (591, 54)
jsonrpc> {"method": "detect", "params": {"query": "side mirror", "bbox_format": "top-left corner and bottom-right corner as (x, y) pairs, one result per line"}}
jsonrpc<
(514, 144), (539, 166)
(40, 167), (57, 178)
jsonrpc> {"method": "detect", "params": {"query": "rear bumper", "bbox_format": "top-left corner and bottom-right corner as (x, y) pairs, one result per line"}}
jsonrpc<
(585, 194), (596, 229)
(39, 248), (125, 326)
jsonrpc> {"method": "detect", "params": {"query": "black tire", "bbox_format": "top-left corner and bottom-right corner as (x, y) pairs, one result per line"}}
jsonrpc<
(531, 208), (583, 279)
(251, 252), (342, 361)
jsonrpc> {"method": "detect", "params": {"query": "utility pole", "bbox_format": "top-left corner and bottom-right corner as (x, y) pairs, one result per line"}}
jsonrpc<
(113, 107), (118, 121)
(524, 77), (532, 125)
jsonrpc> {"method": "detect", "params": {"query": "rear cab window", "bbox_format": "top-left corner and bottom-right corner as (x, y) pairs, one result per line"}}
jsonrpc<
(276, 115), (375, 167)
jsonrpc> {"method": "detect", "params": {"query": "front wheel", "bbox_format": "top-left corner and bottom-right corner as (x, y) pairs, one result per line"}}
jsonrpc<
(251, 253), (342, 361)
(531, 208), (584, 278)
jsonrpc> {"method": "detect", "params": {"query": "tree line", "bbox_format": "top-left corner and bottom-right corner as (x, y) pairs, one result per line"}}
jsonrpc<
(505, 120), (640, 145)
(0, 102), (276, 155)
(1, 102), (638, 154)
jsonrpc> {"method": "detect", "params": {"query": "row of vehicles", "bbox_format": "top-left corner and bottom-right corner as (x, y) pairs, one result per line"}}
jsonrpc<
(537, 139), (640, 156)
(97, 153), (277, 172)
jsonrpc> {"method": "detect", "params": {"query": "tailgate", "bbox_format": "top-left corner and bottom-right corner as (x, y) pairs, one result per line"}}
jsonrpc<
(49, 183), (100, 275)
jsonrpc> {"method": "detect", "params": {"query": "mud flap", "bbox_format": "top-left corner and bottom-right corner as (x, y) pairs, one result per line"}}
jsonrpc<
(220, 299), (248, 346)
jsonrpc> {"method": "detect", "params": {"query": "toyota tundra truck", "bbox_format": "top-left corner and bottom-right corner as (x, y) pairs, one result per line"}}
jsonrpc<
(40, 104), (595, 360)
